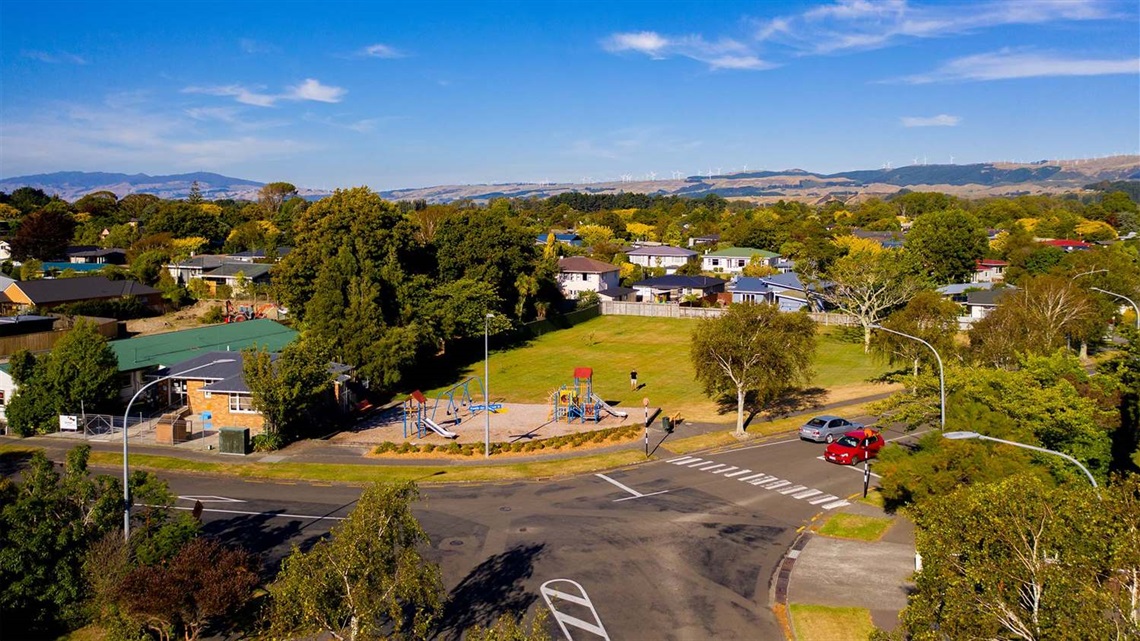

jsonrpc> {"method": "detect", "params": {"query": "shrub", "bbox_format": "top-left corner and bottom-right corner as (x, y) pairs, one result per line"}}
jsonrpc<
(374, 442), (396, 454)
(397, 441), (416, 454)
(252, 431), (282, 452)
(420, 443), (436, 453)
(447, 442), (462, 454)
(200, 304), (225, 324)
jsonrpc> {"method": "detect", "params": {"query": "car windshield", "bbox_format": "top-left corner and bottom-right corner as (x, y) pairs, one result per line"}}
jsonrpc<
(836, 436), (860, 447)
(807, 418), (828, 427)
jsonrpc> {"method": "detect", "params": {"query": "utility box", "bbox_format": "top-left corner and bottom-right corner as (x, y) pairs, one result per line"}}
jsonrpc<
(218, 427), (250, 455)
(661, 416), (673, 433)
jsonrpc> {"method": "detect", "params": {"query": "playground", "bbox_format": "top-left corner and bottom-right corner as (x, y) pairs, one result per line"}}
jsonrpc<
(332, 368), (649, 447)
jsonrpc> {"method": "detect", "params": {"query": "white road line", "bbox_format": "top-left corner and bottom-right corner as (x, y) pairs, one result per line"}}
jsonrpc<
(779, 485), (808, 495)
(685, 459), (711, 467)
(164, 505), (346, 520)
(738, 473), (767, 482)
(733, 437), (801, 453)
(809, 494), (839, 505)
(668, 456), (697, 464)
(749, 476), (778, 485)
(613, 490), (670, 502)
(713, 466), (739, 475)
(793, 489), (822, 499)
(760, 480), (791, 490)
(696, 462), (726, 471)
(595, 473), (643, 498)
(723, 469), (753, 478)
(822, 499), (852, 509)
(815, 456), (882, 478)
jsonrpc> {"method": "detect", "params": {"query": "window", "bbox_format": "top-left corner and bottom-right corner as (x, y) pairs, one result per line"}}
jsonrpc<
(711, 258), (720, 266)
(229, 394), (256, 413)
(203, 391), (211, 399)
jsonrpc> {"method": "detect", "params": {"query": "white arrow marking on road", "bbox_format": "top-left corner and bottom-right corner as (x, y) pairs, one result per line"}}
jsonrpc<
(595, 473), (670, 502)
(178, 495), (246, 503)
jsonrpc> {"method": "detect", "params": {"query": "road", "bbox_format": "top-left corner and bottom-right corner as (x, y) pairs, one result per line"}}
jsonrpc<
(154, 414), (912, 640)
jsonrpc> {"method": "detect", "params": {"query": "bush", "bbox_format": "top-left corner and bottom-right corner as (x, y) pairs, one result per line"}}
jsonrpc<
(200, 304), (224, 324)
(397, 441), (416, 454)
(252, 431), (283, 452)
(421, 443), (436, 453)
(373, 442), (396, 454)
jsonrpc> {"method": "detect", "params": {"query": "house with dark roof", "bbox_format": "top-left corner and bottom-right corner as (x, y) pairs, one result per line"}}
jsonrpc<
(726, 273), (824, 312)
(962, 287), (1015, 327)
(687, 234), (720, 248)
(631, 275), (727, 303)
(536, 232), (583, 247)
(596, 286), (636, 302)
(626, 245), (698, 275)
(700, 247), (780, 275)
(0, 276), (163, 314)
(65, 246), (127, 265)
(557, 256), (620, 300)
(200, 262), (273, 295)
(109, 318), (298, 399)
(166, 255), (231, 284)
(161, 350), (356, 436)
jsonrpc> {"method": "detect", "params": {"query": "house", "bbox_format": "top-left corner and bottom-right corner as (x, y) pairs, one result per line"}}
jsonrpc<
(0, 240), (11, 261)
(162, 350), (356, 435)
(772, 257), (796, 274)
(0, 277), (163, 314)
(851, 229), (905, 249)
(937, 282), (995, 304)
(626, 245), (698, 275)
(199, 262), (273, 295)
(557, 257), (621, 300)
(726, 273), (818, 311)
(536, 232), (583, 247)
(166, 255), (232, 284)
(0, 363), (14, 424)
(65, 246), (127, 265)
(973, 259), (1008, 283)
(960, 288), (1014, 328)
(109, 319), (298, 400)
(631, 275), (727, 303)
(595, 286), (636, 302)
(701, 247), (780, 275)
(1042, 239), (1092, 252)
(688, 234), (720, 248)
(227, 247), (292, 262)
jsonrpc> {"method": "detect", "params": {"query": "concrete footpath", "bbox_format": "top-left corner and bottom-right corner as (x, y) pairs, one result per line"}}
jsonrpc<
(779, 499), (916, 635)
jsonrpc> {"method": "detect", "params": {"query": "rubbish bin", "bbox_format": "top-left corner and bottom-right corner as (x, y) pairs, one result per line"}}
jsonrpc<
(661, 416), (673, 433)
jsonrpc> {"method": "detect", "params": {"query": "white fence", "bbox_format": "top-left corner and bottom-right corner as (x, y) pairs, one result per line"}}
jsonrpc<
(599, 300), (858, 326)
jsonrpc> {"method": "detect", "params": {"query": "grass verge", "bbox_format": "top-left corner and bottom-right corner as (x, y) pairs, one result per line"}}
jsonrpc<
(789, 604), (875, 641)
(73, 449), (651, 484)
(818, 512), (894, 542)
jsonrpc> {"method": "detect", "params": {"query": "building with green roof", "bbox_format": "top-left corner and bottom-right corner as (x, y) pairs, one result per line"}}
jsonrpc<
(111, 319), (297, 399)
(700, 247), (781, 275)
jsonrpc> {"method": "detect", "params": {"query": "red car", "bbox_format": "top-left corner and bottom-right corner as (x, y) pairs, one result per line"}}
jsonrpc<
(824, 429), (885, 465)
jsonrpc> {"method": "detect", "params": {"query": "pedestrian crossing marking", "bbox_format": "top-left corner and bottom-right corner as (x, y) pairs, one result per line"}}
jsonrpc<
(808, 494), (840, 505)
(723, 469), (752, 478)
(822, 499), (851, 509)
(714, 466), (739, 475)
(749, 475), (778, 485)
(696, 462), (725, 471)
(668, 456), (697, 464)
(738, 473), (767, 482)
(685, 459), (710, 467)
(793, 488), (822, 499)
(761, 480), (791, 490)
(662, 455), (853, 510)
(779, 485), (808, 495)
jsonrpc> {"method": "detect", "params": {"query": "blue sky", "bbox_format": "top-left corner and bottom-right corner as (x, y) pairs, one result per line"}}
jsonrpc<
(1, 0), (1137, 190)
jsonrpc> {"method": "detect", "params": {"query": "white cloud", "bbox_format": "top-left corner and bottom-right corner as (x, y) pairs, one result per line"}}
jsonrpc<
(898, 49), (1140, 83)
(21, 50), (88, 65)
(602, 31), (775, 70)
(361, 43), (405, 58)
(285, 79), (346, 103)
(901, 114), (961, 127)
(756, 0), (1114, 55)
(182, 79), (347, 106)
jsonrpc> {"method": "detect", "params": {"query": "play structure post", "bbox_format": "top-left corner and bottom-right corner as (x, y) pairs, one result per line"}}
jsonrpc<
(643, 397), (649, 457)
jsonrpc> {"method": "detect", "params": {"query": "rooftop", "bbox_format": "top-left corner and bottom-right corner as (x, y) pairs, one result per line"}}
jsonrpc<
(202, 263), (273, 279)
(632, 275), (727, 289)
(558, 256), (620, 274)
(704, 247), (780, 259)
(7, 276), (160, 305)
(626, 245), (698, 258)
(110, 319), (298, 372)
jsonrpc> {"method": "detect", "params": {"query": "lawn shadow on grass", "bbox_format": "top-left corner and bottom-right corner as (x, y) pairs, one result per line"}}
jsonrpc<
(714, 387), (828, 429)
(434, 542), (546, 640)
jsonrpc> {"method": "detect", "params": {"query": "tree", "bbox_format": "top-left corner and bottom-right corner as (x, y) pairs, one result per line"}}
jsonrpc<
(259, 181), (298, 216)
(268, 482), (444, 640)
(900, 474), (1138, 640)
(243, 341), (334, 447)
(7, 186), (52, 213)
(420, 278), (507, 354)
(904, 208), (988, 284)
(10, 208), (76, 261)
(803, 245), (928, 351)
(871, 290), (960, 376)
(691, 303), (816, 436)
(969, 276), (1098, 367)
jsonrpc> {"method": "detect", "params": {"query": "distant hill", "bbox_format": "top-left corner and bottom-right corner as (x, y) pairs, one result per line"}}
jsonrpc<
(4, 156), (1138, 204)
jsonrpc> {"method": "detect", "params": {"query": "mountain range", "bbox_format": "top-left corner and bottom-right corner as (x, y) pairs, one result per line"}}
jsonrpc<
(3, 156), (1138, 205)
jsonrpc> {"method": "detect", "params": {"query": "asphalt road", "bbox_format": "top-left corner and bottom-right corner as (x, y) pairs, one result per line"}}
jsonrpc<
(152, 413), (918, 640)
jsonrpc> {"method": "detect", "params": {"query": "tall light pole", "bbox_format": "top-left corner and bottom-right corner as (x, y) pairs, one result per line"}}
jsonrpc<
(484, 313), (494, 458)
(943, 431), (1100, 499)
(870, 324), (945, 429)
(123, 358), (234, 540)
(1090, 287), (1140, 330)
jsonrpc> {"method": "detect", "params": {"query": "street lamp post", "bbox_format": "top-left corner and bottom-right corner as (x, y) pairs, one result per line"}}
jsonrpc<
(870, 324), (945, 429)
(122, 358), (234, 541)
(484, 313), (494, 459)
(943, 431), (1100, 498)
(1090, 287), (1140, 330)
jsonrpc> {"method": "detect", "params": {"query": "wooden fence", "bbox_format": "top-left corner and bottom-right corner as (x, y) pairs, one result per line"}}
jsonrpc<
(0, 316), (119, 356)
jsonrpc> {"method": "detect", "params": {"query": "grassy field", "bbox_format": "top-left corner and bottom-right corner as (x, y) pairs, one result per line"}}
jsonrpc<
(789, 604), (876, 641)
(429, 316), (891, 424)
(818, 512), (895, 542)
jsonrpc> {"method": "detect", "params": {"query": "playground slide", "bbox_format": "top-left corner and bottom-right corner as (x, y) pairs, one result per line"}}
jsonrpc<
(592, 395), (628, 418)
(422, 417), (459, 439)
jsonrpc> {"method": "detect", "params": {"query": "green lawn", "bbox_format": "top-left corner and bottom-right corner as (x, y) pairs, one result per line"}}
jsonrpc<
(789, 604), (876, 641)
(818, 512), (895, 542)
(430, 316), (890, 423)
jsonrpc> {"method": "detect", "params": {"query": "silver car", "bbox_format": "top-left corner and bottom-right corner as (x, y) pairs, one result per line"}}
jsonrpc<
(799, 415), (863, 443)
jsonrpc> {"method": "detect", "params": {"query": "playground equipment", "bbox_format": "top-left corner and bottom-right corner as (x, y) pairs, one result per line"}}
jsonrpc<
(403, 390), (458, 439)
(430, 377), (495, 425)
(550, 367), (629, 423)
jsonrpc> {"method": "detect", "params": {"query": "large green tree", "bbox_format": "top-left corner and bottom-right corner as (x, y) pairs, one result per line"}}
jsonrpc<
(243, 340), (334, 448)
(10, 208), (76, 261)
(904, 208), (988, 284)
(691, 303), (816, 436)
(268, 482), (444, 641)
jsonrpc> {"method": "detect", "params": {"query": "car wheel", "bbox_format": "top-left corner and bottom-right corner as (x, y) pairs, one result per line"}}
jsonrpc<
(825, 434), (834, 444)
(850, 455), (860, 465)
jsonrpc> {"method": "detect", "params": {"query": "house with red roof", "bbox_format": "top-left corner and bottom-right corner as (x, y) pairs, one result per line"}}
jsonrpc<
(1042, 239), (1092, 252)
(973, 259), (1008, 283)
